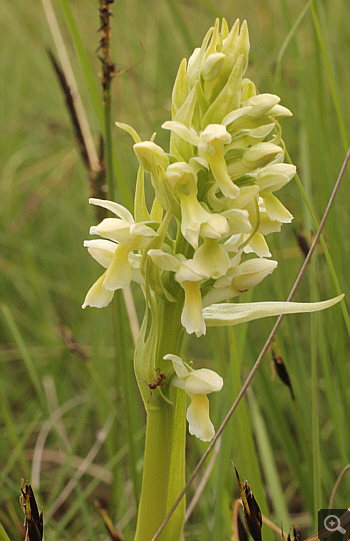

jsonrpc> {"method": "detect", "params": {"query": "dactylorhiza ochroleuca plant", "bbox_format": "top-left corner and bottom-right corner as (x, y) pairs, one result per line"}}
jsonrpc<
(82, 18), (342, 541)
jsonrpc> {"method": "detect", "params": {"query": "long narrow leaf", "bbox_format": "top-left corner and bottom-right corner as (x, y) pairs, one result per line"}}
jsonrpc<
(0, 523), (11, 541)
(203, 295), (344, 326)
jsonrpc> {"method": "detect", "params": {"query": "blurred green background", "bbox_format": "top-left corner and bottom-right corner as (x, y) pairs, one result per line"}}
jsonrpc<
(1, 1), (349, 540)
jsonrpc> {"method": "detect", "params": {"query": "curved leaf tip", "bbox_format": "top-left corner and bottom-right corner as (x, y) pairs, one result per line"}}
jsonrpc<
(203, 294), (344, 327)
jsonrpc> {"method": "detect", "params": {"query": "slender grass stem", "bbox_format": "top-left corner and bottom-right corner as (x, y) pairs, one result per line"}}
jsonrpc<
(57, 0), (133, 208)
(42, 0), (100, 172)
(310, 5), (349, 152)
(274, 0), (314, 91)
(1, 304), (46, 411)
(329, 465), (350, 508)
(58, 0), (103, 127)
(311, 255), (321, 524)
(287, 149), (350, 334)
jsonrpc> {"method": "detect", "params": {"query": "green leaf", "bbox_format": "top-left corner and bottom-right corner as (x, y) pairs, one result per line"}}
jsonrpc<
(0, 523), (11, 541)
(203, 295), (344, 326)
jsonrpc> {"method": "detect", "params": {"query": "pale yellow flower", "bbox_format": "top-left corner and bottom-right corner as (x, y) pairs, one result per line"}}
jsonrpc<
(164, 354), (223, 442)
(82, 199), (156, 308)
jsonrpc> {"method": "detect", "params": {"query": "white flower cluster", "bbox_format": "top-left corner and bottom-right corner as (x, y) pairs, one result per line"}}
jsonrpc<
(83, 19), (296, 340)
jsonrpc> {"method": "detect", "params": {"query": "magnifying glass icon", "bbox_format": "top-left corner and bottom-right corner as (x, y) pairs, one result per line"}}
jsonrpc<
(324, 515), (346, 535)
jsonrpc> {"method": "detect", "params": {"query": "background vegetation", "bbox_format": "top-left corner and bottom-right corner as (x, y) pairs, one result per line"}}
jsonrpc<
(1, 0), (349, 540)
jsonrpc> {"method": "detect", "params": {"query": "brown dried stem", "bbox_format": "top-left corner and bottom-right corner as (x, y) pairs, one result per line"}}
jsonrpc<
(329, 464), (350, 509)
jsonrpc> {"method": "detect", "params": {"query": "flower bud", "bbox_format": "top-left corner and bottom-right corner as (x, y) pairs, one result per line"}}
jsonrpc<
(133, 141), (169, 173)
(172, 58), (189, 113)
(201, 52), (226, 80)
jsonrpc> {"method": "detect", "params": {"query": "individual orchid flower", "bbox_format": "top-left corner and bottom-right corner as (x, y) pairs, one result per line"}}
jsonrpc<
(197, 124), (240, 199)
(222, 93), (292, 134)
(162, 121), (240, 199)
(133, 141), (169, 174)
(234, 196), (292, 258)
(202, 257), (278, 307)
(163, 354), (223, 442)
(165, 162), (228, 249)
(82, 198), (157, 308)
(257, 196), (293, 233)
(82, 240), (144, 309)
(223, 230), (272, 259)
(147, 249), (207, 337)
(133, 140), (182, 215)
(255, 163), (296, 194)
(226, 142), (284, 181)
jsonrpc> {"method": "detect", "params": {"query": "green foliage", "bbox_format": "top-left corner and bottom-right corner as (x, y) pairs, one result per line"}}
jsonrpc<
(0, 0), (349, 540)
(0, 523), (11, 541)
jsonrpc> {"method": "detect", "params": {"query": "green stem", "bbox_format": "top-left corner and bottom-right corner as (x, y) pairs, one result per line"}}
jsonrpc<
(165, 389), (186, 540)
(311, 257), (321, 524)
(134, 405), (175, 541)
(134, 300), (185, 541)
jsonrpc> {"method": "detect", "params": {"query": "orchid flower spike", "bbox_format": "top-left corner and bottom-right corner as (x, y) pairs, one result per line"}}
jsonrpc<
(164, 354), (223, 441)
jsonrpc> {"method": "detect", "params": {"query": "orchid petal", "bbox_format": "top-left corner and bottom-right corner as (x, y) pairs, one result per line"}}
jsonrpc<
(148, 249), (182, 272)
(163, 354), (189, 379)
(89, 198), (134, 223)
(103, 244), (132, 291)
(162, 121), (200, 146)
(83, 239), (117, 268)
(82, 272), (114, 309)
(263, 192), (293, 223)
(194, 238), (231, 279)
(184, 369), (223, 394)
(115, 121), (141, 144)
(186, 394), (215, 441)
(181, 280), (206, 337)
(244, 232), (271, 258)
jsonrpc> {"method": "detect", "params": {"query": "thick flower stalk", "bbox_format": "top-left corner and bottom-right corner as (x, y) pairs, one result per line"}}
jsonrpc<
(82, 18), (343, 541)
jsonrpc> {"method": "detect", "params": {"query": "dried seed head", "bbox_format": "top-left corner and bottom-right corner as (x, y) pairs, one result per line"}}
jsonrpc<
(293, 525), (301, 541)
(95, 501), (123, 541)
(293, 227), (310, 258)
(271, 341), (295, 400)
(237, 511), (249, 541)
(20, 480), (43, 541)
(234, 466), (262, 541)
